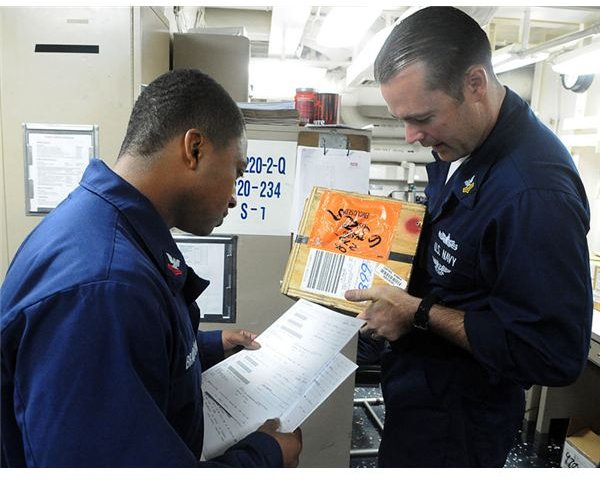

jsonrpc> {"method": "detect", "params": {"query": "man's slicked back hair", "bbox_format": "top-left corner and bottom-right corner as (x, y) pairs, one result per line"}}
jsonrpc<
(374, 7), (493, 101)
(118, 68), (245, 158)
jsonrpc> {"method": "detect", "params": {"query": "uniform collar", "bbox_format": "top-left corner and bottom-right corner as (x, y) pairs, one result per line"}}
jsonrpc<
(428, 87), (521, 216)
(79, 159), (208, 296)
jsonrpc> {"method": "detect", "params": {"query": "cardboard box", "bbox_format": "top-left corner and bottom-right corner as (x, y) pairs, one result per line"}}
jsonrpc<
(593, 264), (600, 311)
(561, 418), (600, 468)
(281, 187), (426, 314)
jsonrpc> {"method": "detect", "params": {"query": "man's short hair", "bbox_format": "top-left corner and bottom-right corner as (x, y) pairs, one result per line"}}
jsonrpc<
(118, 68), (245, 158)
(374, 7), (493, 101)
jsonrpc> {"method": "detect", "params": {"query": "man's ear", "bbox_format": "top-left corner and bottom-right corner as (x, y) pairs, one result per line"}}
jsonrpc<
(183, 129), (204, 169)
(464, 65), (488, 101)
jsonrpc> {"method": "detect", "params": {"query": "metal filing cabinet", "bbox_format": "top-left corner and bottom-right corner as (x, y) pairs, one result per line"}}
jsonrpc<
(172, 32), (250, 103)
(0, 6), (170, 280)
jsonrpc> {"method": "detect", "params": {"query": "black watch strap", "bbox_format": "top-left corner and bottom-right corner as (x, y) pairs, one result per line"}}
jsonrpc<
(412, 293), (440, 331)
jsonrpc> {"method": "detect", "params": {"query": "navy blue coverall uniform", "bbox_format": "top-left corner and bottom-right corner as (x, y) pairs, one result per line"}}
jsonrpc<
(1, 159), (282, 467)
(377, 87), (593, 467)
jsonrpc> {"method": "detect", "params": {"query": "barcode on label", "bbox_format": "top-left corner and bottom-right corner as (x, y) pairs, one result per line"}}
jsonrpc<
(304, 249), (347, 295)
(375, 264), (408, 289)
(301, 249), (376, 299)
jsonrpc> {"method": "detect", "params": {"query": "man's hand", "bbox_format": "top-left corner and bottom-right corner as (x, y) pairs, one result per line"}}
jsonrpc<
(345, 285), (420, 341)
(221, 329), (261, 358)
(258, 418), (302, 468)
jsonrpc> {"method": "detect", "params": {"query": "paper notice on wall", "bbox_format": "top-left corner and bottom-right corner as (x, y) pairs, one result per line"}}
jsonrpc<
(290, 146), (370, 233)
(27, 132), (93, 212)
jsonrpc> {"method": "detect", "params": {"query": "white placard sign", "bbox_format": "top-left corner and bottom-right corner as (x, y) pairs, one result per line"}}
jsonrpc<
(213, 139), (297, 236)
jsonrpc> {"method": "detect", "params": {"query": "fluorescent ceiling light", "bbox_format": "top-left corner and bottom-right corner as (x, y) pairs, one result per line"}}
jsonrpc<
(317, 7), (381, 49)
(249, 58), (327, 100)
(346, 24), (392, 86)
(551, 40), (600, 75)
(268, 6), (312, 57)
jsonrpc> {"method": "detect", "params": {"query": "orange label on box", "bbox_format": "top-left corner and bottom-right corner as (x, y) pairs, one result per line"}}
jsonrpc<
(307, 191), (401, 262)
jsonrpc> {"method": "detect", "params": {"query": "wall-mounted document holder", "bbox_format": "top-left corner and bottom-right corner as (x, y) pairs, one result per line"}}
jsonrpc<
(174, 234), (238, 323)
(319, 134), (351, 156)
(298, 127), (371, 156)
(23, 123), (99, 215)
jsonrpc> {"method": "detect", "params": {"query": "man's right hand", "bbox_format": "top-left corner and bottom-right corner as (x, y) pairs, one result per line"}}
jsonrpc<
(257, 418), (302, 468)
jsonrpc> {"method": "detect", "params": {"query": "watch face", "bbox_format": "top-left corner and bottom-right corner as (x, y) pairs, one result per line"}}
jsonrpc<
(561, 74), (594, 93)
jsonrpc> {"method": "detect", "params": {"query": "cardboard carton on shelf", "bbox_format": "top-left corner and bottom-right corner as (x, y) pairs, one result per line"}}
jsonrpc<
(282, 187), (426, 314)
(561, 418), (600, 468)
(592, 263), (600, 311)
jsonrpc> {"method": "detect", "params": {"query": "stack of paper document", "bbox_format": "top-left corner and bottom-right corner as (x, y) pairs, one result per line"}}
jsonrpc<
(201, 299), (363, 459)
(237, 102), (299, 126)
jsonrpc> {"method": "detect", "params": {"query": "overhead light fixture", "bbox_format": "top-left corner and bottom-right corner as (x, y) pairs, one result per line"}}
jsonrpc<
(317, 7), (381, 49)
(551, 40), (600, 75)
(492, 44), (549, 74)
(346, 24), (392, 86)
(268, 6), (312, 57)
(249, 58), (328, 100)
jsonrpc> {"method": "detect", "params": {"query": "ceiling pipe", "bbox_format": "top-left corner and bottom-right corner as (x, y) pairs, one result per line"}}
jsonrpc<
(494, 20), (600, 73)
(520, 7), (531, 50)
(518, 22), (600, 57)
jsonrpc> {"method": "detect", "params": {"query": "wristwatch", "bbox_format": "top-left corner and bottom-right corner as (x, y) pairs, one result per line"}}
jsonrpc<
(412, 293), (440, 331)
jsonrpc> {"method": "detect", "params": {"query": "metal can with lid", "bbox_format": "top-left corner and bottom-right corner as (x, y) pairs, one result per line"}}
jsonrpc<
(314, 93), (340, 125)
(294, 88), (317, 126)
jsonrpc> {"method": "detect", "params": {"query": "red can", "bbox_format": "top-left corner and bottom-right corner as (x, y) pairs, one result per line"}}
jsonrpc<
(314, 93), (340, 125)
(294, 88), (317, 126)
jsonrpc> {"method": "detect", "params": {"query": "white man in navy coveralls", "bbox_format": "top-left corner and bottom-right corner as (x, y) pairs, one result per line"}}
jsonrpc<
(1, 69), (302, 467)
(346, 7), (593, 467)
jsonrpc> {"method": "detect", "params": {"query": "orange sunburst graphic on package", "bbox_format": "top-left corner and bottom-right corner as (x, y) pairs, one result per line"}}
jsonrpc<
(307, 191), (401, 262)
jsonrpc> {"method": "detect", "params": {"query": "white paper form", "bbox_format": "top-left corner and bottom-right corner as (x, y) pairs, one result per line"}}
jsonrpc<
(28, 132), (92, 211)
(176, 242), (225, 316)
(279, 352), (357, 432)
(201, 299), (363, 450)
(290, 146), (371, 233)
(202, 352), (357, 459)
(202, 394), (247, 459)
